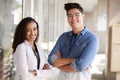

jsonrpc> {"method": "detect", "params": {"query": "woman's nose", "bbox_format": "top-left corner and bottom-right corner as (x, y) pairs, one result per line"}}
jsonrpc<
(31, 30), (34, 35)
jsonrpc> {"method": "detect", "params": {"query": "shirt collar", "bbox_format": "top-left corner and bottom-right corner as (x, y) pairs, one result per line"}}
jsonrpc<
(81, 26), (88, 35)
(24, 40), (32, 47)
(68, 26), (88, 36)
(24, 40), (37, 48)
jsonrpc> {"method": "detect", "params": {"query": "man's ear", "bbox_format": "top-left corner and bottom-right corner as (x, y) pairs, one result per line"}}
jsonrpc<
(83, 14), (85, 20)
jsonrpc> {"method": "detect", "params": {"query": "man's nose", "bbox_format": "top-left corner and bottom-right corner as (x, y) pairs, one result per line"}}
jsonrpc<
(72, 15), (76, 20)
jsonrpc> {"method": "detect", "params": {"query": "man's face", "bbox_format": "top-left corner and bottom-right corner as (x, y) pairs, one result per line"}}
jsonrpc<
(67, 8), (85, 30)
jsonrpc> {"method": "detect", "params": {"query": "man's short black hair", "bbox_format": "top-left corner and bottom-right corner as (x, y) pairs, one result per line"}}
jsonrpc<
(64, 3), (84, 14)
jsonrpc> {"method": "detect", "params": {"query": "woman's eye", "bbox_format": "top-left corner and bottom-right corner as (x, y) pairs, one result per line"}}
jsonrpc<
(26, 29), (30, 32)
(34, 28), (37, 31)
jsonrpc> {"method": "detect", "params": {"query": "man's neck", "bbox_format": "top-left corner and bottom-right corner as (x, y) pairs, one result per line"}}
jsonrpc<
(72, 26), (84, 34)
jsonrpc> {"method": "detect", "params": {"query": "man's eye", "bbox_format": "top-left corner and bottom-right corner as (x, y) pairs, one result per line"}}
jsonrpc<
(68, 15), (73, 18)
(76, 14), (80, 16)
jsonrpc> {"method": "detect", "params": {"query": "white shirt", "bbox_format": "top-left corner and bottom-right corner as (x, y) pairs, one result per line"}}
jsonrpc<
(56, 70), (92, 80)
(13, 40), (53, 80)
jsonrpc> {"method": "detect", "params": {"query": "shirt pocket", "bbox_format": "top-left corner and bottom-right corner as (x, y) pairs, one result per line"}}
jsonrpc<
(70, 42), (87, 58)
(76, 42), (87, 49)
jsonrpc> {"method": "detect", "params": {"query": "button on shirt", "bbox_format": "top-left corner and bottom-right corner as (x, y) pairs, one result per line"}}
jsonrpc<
(48, 27), (99, 72)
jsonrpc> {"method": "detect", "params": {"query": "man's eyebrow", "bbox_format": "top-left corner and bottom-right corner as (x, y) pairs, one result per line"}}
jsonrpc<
(75, 12), (80, 14)
(68, 12), (80, 15)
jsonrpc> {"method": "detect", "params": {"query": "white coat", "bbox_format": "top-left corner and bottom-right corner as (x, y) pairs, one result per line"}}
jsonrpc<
(13, 40), (53, 80)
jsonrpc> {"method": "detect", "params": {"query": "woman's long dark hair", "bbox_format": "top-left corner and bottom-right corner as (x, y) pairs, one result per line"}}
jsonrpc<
(12, 17), (39, 53)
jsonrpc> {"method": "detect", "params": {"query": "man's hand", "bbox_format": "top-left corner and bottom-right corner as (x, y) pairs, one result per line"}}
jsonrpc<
(53, 51), (76, 67)
(58, 64), (76, 72)
(85, 66), (90, 71)
(56, 51), (61, 58)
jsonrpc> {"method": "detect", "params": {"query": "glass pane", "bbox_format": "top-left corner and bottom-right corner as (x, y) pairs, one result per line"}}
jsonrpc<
(0, 0), (23, 80)
(0, 0), (23, 53)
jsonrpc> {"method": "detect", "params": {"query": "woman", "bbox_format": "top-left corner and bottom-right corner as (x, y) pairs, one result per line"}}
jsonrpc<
(12, 17), (52, 80)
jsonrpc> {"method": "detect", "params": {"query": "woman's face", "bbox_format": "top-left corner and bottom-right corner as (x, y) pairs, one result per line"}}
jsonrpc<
(25, 21), (38, 43)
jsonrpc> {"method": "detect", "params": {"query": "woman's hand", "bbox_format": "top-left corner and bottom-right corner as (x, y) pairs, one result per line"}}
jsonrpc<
(29, 70), (37, 76)
(42, 64), (50, 70)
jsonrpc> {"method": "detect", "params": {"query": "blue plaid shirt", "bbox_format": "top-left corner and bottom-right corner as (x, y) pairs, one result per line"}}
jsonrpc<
(48, 27), (99, 72)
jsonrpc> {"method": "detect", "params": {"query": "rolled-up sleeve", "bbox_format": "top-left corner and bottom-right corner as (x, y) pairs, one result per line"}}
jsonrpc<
(48, 42), (60, 65)
(48, 34), (63, 65)
(49, 54), (58, 65)
(70, 36), (99, 72)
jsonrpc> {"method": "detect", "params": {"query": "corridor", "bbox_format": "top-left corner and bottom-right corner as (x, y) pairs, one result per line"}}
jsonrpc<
(0, 0), (120, 80)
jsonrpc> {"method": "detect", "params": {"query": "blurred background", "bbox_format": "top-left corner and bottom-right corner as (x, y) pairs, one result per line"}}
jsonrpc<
(0, 0), (120, 80)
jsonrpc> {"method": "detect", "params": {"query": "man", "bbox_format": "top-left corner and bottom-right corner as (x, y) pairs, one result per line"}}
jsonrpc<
(48, 3), (99, 80)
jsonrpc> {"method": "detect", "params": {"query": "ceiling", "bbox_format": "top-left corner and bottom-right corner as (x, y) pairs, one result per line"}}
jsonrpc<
(68, 0), (98, 12)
